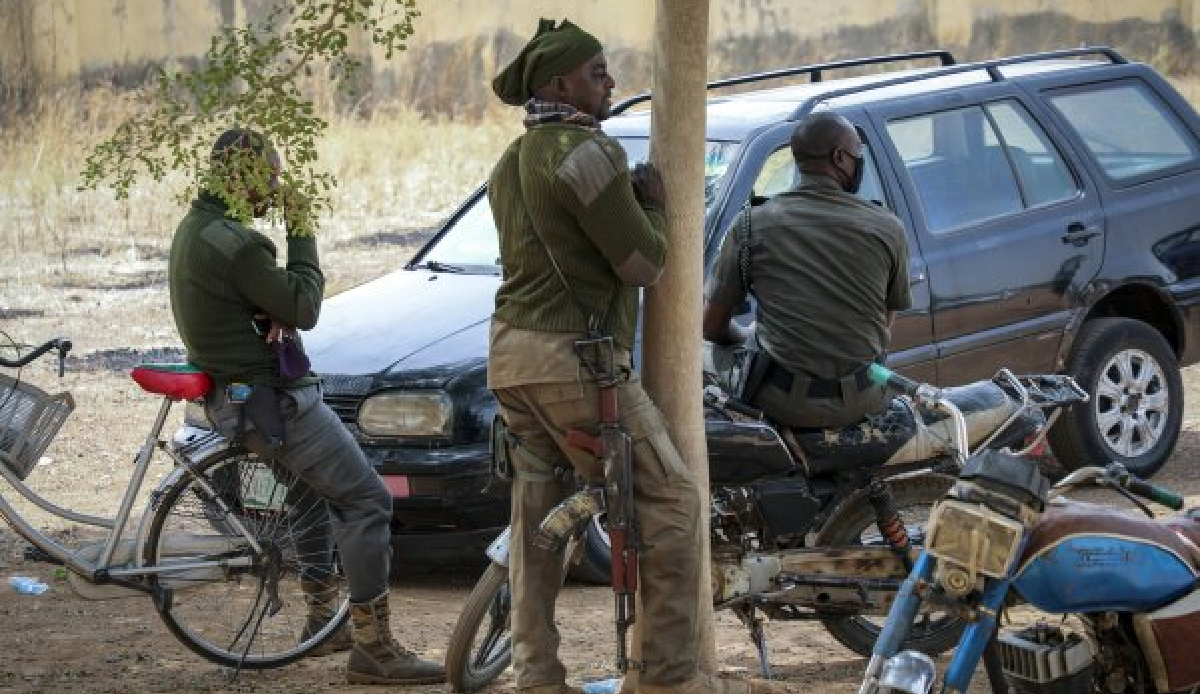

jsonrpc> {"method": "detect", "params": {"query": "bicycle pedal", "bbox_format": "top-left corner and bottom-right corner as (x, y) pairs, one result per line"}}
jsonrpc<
(23, 544), (63, 565)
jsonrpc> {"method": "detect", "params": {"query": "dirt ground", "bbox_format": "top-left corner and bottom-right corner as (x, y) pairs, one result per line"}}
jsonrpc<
(3, 240), (1200, 694)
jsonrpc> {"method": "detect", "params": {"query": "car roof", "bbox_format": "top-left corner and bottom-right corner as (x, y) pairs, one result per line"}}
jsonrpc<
(604, 56), (1117, 142)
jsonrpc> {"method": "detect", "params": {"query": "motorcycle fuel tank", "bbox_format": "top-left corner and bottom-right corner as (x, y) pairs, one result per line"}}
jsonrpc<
(1013, 504), (1198, 613)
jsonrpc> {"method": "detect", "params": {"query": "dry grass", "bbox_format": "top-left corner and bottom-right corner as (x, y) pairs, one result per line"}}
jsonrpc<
(0, 89), (520, 322)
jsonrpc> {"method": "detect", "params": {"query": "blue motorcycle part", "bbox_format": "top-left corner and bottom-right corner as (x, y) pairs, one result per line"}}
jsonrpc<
(944, 577), (1010, 694)
(873, 552), (936, 657)
(1014, 535), (1194, 612)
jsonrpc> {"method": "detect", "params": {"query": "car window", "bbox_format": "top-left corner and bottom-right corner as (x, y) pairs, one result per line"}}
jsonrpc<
(984, 100), (1077, 207)
(753, 147), (796, 197)
(420, 138), (740, 269)
(1047, 80), (1199, 183)
(750, 140), (890, 208)
(887, 106), (1023, 234)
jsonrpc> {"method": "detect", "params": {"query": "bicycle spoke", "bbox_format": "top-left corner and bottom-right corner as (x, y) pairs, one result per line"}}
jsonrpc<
(144, 449), (347, 669)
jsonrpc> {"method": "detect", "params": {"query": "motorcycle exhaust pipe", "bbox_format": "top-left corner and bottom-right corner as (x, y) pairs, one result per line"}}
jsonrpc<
(533, 486), (606, 552)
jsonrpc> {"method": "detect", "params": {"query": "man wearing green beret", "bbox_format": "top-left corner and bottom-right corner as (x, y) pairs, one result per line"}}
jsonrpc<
(487, 17), (779, 694)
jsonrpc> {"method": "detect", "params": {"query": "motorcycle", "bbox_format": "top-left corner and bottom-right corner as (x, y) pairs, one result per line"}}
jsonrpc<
(446, 366), (1088, 692)
(855, 371), (1196, 694)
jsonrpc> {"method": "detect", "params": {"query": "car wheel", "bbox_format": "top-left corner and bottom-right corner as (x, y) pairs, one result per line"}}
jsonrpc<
(567, 514), (611, 585)
(1049, 318), (1182, 478)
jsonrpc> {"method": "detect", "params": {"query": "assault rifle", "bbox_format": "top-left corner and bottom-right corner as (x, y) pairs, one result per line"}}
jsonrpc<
(564, 336), (640, 673)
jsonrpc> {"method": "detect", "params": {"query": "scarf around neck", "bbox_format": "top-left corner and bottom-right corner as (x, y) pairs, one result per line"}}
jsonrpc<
(522, 99), (600, 130)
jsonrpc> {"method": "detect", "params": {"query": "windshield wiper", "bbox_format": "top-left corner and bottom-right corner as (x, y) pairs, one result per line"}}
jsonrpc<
(416, 260), (466, 273)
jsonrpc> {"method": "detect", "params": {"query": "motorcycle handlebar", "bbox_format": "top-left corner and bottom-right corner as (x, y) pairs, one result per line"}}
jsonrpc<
(1109, 463), (1185, 511)
(867, 363), (920, 398)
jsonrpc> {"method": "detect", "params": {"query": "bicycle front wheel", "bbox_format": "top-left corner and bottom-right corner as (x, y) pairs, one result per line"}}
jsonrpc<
(143, 447), (347, 669)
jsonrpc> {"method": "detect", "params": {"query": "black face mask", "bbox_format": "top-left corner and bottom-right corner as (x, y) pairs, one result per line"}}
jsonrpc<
(844, 153), (865, 195)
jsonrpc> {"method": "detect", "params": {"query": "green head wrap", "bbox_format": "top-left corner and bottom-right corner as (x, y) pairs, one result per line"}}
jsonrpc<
(492, 19), (603, 106)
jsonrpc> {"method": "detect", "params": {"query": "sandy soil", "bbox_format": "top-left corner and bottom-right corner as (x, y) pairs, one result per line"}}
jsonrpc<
(3, 240), (1200, 694)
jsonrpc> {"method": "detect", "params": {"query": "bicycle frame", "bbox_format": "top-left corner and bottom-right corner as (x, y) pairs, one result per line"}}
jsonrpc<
(0, 392), (261, 592)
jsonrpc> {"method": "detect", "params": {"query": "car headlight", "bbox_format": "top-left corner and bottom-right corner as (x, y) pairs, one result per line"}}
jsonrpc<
(357, 390), (452, 437)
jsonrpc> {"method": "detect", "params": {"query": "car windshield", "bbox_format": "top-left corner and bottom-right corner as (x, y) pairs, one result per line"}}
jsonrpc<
(417, 137), (739, 270)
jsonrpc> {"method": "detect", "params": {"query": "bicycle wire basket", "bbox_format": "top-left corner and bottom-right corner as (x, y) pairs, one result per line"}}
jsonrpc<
(0, 373), (74, 480)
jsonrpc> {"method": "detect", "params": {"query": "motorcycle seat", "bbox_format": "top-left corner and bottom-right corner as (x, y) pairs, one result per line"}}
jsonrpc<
(785, 379), (1037, 476)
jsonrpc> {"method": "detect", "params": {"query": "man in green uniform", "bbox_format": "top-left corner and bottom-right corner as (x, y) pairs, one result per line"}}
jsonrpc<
(168, 129), (444, 685)
(488, 18), (778, 694)
(703, 113), (912, 428)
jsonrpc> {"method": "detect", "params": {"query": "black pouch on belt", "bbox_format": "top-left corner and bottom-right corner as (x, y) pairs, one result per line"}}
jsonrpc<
(242, 384), (286, 451)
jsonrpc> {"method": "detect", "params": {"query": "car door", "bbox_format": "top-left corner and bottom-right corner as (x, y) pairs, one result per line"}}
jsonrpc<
(705, 114), (935, 382)
(1037, 72), (1200, 347)
(871, 84), (1104, 386)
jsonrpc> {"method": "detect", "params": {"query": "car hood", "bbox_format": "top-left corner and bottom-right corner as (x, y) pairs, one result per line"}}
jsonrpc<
(305, 269), (500, 376)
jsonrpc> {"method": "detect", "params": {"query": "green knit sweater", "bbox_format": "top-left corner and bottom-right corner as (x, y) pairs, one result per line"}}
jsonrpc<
(489, 124), (667, 350)
(168, 195), (323, 385)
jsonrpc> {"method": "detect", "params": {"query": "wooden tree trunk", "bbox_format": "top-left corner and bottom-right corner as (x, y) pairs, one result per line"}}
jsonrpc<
(632, 0), (716, 685)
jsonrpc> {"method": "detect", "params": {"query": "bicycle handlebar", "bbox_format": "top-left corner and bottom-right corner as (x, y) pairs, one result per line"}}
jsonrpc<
(0, 338), (72, 376)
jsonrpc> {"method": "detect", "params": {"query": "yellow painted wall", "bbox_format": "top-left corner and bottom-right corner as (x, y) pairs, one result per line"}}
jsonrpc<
(3, 0), (1199, 114)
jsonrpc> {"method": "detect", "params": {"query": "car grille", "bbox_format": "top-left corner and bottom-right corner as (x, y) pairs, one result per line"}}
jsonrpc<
(319, 375), (373, 424)
(320, 374), (374, 395)
(324, 394), (362, 424)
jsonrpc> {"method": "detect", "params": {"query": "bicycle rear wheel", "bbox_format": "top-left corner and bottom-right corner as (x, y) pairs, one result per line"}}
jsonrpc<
(143, 447), (347, 669)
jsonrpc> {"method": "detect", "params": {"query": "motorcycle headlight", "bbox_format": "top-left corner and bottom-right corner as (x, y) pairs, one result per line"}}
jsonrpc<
(926, 499), (1025, 579)
(357, 390), (452, 438)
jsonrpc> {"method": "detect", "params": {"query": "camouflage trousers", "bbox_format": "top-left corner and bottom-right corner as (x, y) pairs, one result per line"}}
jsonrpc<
(494, 376), (703, 688)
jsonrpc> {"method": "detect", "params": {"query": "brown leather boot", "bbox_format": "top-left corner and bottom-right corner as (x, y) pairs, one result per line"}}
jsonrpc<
(299, 578), (353, 657)
(639, 674), (791, 694)
(346, 593), (446, 685)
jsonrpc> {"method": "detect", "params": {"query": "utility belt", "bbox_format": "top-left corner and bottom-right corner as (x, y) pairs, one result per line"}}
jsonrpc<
(761, 360), (875, 400)
(743, 349), (880, 403)
(207, 377), (315, 454)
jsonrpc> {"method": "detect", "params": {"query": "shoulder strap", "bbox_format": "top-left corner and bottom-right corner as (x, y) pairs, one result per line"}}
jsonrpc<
(737, 198), (754, 296)
(515, 136), (621, 338)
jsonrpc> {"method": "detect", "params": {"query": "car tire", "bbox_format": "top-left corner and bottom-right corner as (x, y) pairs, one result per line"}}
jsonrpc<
(1049, 318), (1182, 478)
(567, 515), (611, 585)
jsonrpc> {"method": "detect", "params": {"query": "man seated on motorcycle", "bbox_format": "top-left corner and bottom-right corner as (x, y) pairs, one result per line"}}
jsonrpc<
(702, 112), (912, 428)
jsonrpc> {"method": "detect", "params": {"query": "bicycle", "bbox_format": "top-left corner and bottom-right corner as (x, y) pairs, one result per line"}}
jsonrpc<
(0, 336), (347, 669)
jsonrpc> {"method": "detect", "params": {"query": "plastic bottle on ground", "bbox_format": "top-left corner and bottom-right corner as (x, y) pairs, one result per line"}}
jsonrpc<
(581, 678), (623, 694)
(7, 575), (49, 595)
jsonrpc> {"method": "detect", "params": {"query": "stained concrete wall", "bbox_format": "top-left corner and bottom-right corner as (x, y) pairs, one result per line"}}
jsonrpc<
(3, 0), (1199, 116)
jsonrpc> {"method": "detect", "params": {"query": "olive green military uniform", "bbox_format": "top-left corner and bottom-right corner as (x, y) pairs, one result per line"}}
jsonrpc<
(488, 122), (703, 689)
(706, 174), (912, 428)
(169, 194), (394, 603)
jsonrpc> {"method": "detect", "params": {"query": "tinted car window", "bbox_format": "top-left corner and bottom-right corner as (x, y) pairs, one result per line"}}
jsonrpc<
(985, 100), (1077, 207)
(1048, 81), (1199, 183)
(751, 142), (890, 208)
(887, 106), (1023, 233)
(422, 138), (740, 268)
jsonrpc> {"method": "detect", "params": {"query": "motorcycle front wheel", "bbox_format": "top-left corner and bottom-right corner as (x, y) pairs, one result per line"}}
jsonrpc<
(445, 537), (577, 692)
(813, 474), (962, 657)
(446, 562), (513, 692)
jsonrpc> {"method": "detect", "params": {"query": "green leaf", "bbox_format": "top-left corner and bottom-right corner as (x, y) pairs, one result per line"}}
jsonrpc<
(81, 0), (421, 236)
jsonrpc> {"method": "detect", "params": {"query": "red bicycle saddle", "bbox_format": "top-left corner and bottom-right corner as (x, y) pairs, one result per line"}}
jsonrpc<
(130, 364), (213, 401)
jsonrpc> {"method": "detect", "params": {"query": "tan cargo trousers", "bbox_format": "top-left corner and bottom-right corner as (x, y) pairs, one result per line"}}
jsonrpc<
(494, 375), (703, 689)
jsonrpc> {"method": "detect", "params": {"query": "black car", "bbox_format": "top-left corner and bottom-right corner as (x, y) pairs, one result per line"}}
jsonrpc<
(178, 46), (1200, 569)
